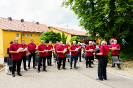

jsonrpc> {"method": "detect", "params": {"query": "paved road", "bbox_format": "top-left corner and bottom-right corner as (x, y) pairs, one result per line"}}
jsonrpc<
(0, 58), (133, 88)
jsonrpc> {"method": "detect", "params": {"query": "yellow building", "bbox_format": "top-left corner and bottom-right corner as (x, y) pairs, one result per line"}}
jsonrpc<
(0, 17), (95, 58)
(0, 17), (50, 58)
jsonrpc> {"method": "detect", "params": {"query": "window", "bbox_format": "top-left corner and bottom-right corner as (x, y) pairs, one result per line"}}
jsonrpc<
(26, 34), (28, 37)
(16, 33), (20, 38)
(38, 34), (39, 37)
(22, 34), (24, 37)
(35, 34), (36, 37)
(30, 34), (32, 37)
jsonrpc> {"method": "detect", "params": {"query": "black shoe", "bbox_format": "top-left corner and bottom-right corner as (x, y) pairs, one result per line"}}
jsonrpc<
(89, 66), (93, 68)
(38, 70), (40, 73)
(28, 67), (30, 69)
(112, 66), (115, 67)
(96, 78), (103, 81)
(18, 73), (22, 76)
(118, 66), (121, 69)
(33, 67), (36, 69)
(103, 78), (107, 80)
(58, 68), (61, 70)
(12, 74), (15, 77)
(43, 69), (47, 72)
(86, 66), (88, 68)
(50, 65), (52, 66)
(24, 69), (28, 71)
(63, 68), (66, 70)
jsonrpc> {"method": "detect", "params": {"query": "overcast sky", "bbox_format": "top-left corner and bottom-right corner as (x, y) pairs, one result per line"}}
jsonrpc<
(0, 0), (85, 31)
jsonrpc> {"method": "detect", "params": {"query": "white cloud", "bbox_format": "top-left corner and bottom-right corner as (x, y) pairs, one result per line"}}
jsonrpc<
(0, 0), (85, 31)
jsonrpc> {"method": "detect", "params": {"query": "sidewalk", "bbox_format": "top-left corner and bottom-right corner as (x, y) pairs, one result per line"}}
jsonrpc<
(0, 58), (133, 88)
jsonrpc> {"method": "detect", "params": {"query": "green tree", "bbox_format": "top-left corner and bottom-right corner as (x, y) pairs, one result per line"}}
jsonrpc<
(70, 36), (80, 43)
(62, 0), (133, 40)
(61, 31), (68, 44)
(40, 30), (61, 43)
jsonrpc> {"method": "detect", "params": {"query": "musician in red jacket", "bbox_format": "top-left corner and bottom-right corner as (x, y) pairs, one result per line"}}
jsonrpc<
(27, 39), (36, 69)
(9, 38), (22, 77)
(46, 41), (53, 66)
(37, 40), (48, 73)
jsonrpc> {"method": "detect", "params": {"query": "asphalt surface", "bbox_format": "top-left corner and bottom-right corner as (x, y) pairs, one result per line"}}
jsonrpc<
(0, 58), (133, 88)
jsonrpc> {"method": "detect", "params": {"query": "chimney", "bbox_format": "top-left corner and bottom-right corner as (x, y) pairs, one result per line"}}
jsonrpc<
(8, 17), (12, 21)
(21, 19), (24, 22)
(36, 22), (39, 25)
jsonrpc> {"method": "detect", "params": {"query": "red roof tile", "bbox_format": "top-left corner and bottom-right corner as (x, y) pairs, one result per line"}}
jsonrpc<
(0, 17), (50, 33)
(49, 26), (89, 36)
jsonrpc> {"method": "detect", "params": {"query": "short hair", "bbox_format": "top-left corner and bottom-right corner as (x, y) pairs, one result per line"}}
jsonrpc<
(21, 40), (25, 42)
(89, 41), (92, 44)
(114, 40), (117, 42)
(73, 41), (76, 43)
(101, 41), (106, 44)
(49, 41), (52, 43)
(41, 40), (45, 42)
(78, 42), (80, 43)
(30, 39), (34, 41)
(14, 38), (18, 40)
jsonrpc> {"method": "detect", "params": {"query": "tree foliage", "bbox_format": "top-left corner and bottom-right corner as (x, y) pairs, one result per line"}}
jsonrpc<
(62, 0), (133, 40)
(61, 31), (68, 44)
(40, 30), (61, 43)
(70, 36), (81, 43)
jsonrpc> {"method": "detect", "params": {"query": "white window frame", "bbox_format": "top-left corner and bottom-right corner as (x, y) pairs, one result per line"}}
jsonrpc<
(30, 34), (32, 37)
(22, 33), (24, 37)
(26, 34), (28, 37)
(16, 33), (20, 38)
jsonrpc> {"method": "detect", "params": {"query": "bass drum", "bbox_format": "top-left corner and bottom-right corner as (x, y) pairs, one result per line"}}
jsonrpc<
(66, 53), (70, 58)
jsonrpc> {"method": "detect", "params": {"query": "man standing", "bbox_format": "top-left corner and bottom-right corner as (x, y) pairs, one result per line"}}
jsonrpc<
(37, 40), (48, 73)
(70, 41), (78, 69)
(20, 40), (29, 71)
(27, 39), (36, 69)
(92, 41), (96, 64)
(77, 42), (82, 62)
(109, 40), (121, 69)
(54, 41), (59, 63)
(85, 41), (94, 68)
(94, 41), (109, 81)
(57, 41), (67, 70)
(9, 38), (22, 77)
(64, 42), (70, 62)
(46, 41), (53, 66)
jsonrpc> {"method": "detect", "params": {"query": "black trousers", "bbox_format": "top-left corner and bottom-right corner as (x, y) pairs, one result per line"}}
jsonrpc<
(111, 55), (120, 67)
(38, 56), (46, 71)
(12, 59), (21, 74)
(58, 57), (66, 69)
(77, 52), (81, 61)
(86, 56), (93, 67)
(28, 53), (35, 68)
(98, 55), (108, 80)
(47, 55), (52, 66)
(20, 56), (26, 69)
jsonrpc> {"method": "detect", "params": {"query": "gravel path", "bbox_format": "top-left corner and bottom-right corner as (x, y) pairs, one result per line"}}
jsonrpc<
(0, 58), (133, 88)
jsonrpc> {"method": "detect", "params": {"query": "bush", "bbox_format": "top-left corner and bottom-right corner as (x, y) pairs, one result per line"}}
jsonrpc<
(70, 36), (80, 43)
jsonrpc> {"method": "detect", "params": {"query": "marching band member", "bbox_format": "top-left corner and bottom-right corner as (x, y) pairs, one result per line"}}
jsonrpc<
(27, 39), (36, 69)
(64, 42), (70, 62)
(57, 41), (67, 70)
(46, 41), (53, 66)
(70, 41), (78, 69)
(94, 41), (109, 81)
(54, 41), (59, 63)
(77, 42), (82, 62)
(85, 41), (94, 68)
(37, 40), (48, 73)
(20, 40), (29, 71)
(109, 40), (121, 69)
(9, 38), (22, 77)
